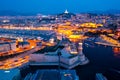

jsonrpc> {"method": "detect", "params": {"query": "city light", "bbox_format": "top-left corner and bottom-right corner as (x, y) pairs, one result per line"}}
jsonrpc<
(0, 1), (120, 80)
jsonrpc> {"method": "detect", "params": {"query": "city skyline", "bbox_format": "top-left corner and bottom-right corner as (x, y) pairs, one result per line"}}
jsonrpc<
(0, 1), (120, 80)
(0, 0), (120, 14)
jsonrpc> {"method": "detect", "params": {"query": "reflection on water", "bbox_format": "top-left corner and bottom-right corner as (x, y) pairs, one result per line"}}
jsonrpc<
(113, 47), (120, 57)
(82, 41), (120, 80)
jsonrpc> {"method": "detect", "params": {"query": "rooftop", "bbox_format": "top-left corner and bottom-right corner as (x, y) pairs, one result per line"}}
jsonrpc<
(34, 44), (64, 54)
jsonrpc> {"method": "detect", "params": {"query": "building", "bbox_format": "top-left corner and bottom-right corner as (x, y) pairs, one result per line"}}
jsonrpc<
(30, 42), (89, 69)
(17, 42), (30, 49)
(0, 41), (16, 53)
(29, 46), (80, 69)
(0, 43), (11, 53)
(57, 10), (76, 20)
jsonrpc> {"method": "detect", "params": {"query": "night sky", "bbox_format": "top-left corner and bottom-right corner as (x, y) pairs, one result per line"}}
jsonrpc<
(0, 0), (120, 14)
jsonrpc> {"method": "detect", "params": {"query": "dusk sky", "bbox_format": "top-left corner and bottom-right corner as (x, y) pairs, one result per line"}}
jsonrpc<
(0, 0), (120, 14)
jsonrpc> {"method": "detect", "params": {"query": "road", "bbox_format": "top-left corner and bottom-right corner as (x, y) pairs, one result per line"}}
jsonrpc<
(0, 46), (45, 70)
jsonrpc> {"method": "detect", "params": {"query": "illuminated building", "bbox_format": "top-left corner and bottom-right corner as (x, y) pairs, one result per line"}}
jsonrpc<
(2, 20), (10, 23)
(69, 35), (81, 39)
(30, 41), (89, 69)
(17, 37), (23, 42)
(0, 38), (16, 53)
(17, 42), (30, 49)
(57, 22), (78, 37)
(49, 38), (55, 44)
(100, 35), (120, 46)
(69, 43), (78, 54)
(68, 35), (84, 42)
(78, 42), (89, 62)
(27, 39), (38, 48)
(80, 22), (103, 28)
(57, 10), (76, 19)
(64, 9), (69, 14)
(30, 47), (80, 69)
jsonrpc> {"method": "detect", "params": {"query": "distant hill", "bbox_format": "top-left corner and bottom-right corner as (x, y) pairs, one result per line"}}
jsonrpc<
(87, 10), (120, 14)
(0, 10), (120, 16)
(0, 10), (35, 16)
(105, 9), (120, 14)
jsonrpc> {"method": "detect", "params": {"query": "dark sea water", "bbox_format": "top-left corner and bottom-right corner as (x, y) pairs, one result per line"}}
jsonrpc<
(75, 41), (120, 80)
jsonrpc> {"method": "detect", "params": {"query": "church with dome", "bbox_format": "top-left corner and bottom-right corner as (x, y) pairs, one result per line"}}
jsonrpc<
(57, 9), (76, 19)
